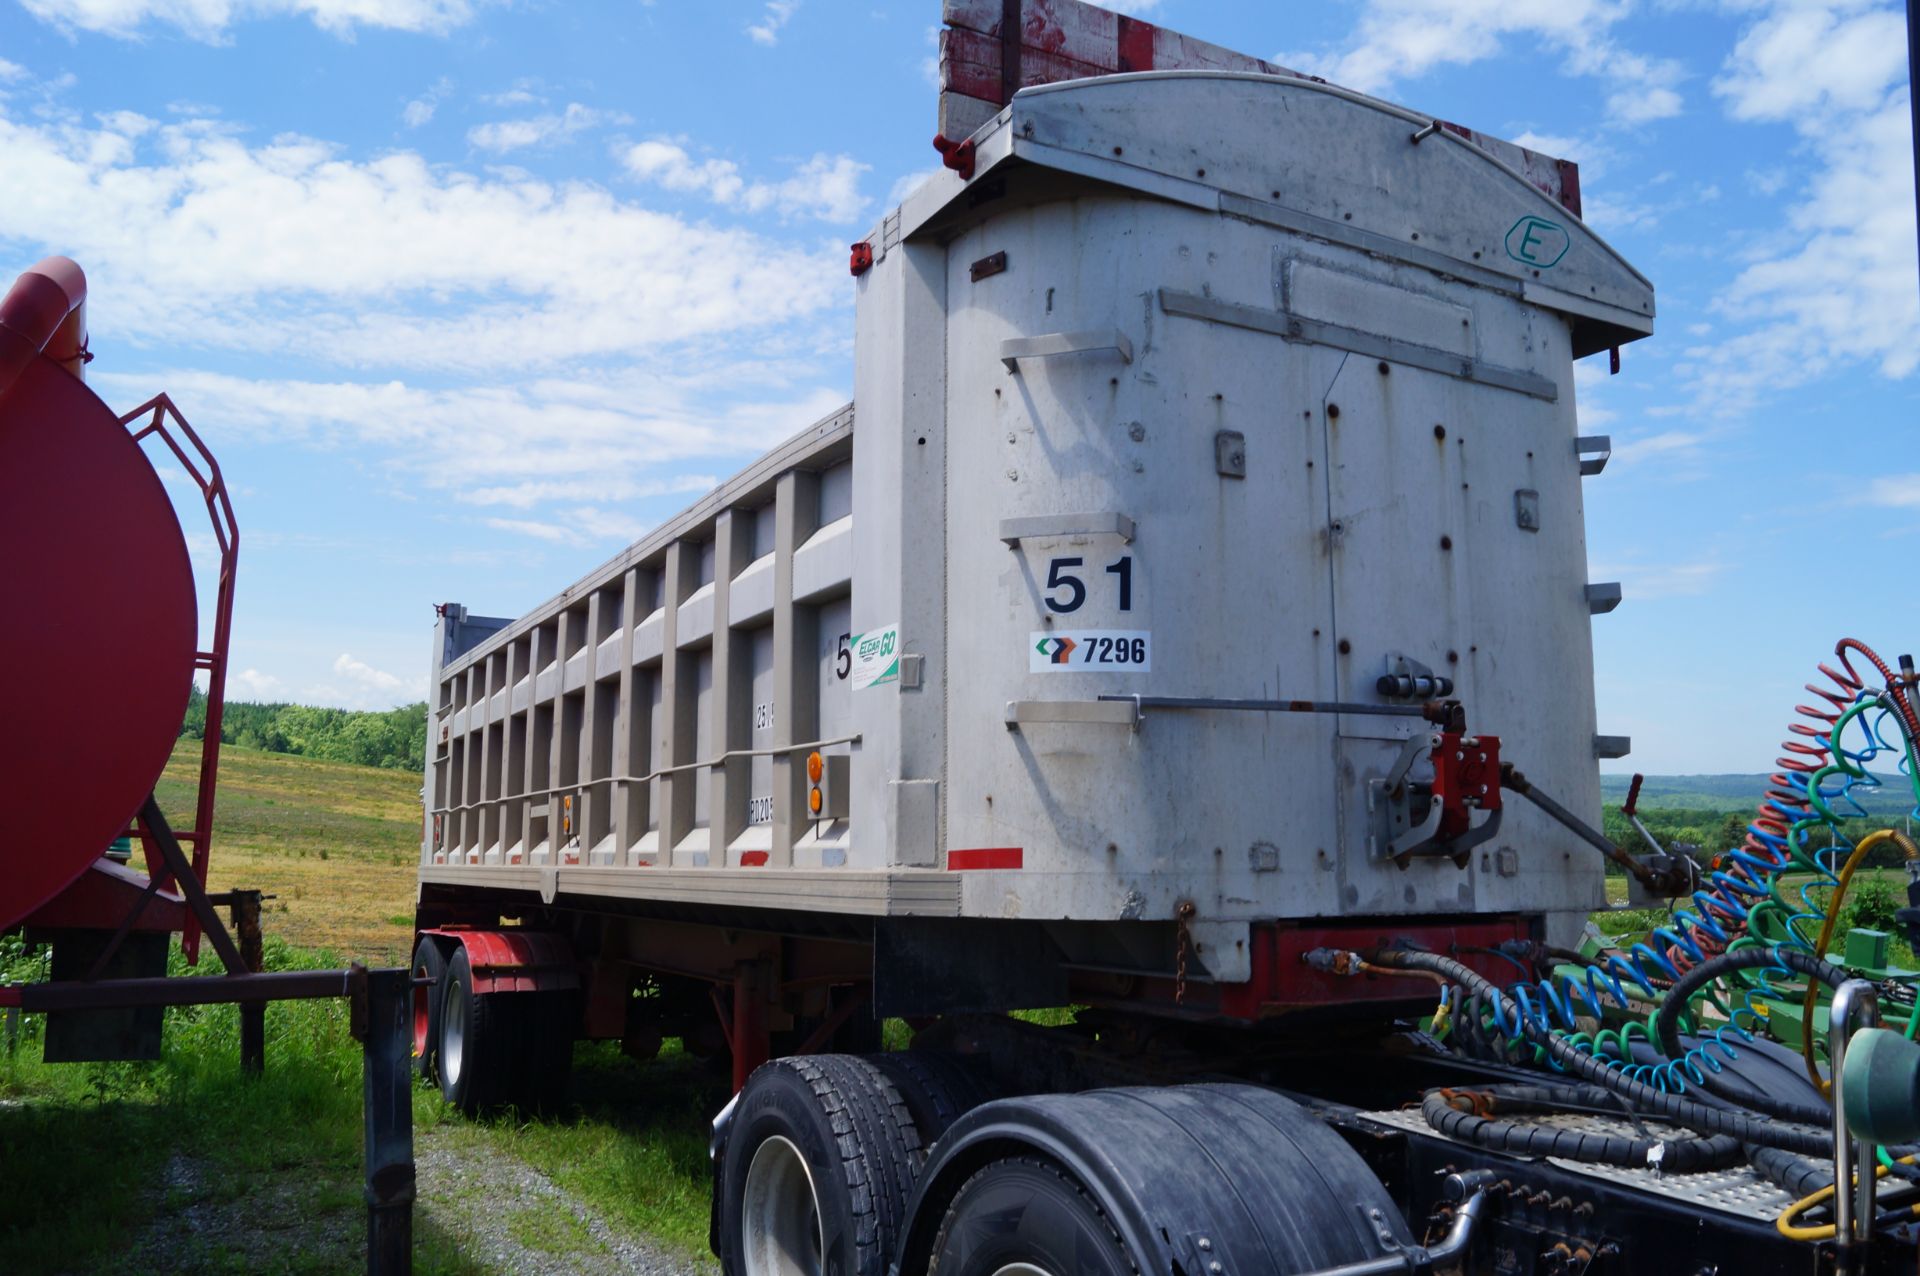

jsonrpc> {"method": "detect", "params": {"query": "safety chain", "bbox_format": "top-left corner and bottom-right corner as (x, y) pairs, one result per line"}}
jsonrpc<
(1174, 900), (1196, 1004)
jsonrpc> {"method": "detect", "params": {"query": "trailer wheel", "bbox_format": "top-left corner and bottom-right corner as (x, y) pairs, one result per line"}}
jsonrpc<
(720, 1054), (922, 1276)
(927, 1156), (1134, 1276)
(410, 937), (447, 1080)
(866, 1051), (997, 1148)
(438, 945), (510, 1112)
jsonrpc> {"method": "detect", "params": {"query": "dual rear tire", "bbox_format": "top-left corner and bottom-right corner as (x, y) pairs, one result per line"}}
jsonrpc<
(413, 937), (574, 1113)
(718, 1051), (997, 1276)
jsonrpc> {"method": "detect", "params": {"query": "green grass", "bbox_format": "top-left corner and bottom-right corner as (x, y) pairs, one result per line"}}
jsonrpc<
(472, 1042), (727, 1256)
(506, 1204), (599, 1257)
(0, 935), (486, 1275)
(154, 739), (423, 963)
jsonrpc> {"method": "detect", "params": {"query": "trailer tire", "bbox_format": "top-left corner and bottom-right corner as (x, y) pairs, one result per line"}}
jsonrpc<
(866, 1051), (997, 1148)
(719, 1054), (922, 1276)
(411, 937), (448, 1081)
(438, 945), (510, 1113)
(927, 1156), (1134, 1276)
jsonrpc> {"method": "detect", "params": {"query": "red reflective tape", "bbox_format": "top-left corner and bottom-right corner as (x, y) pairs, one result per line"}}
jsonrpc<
(740, 851), (769, 867)
(947, 847), (1023, 870)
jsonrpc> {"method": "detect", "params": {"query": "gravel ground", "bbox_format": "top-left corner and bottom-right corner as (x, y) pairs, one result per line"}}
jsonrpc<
(415, 1125), (712, 1276)
(108, 1124), (711, 1275)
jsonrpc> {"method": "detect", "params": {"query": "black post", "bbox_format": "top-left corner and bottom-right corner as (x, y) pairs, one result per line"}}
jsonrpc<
(361, 968), (414, 1275)
(232, 890), (265, 1075)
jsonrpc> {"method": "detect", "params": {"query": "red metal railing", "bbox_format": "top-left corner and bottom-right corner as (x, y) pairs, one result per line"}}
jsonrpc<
(120, 393), (239, 964)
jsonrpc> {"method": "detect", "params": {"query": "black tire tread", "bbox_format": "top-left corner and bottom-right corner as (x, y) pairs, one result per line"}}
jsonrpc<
(928, 1155), (1137, 1276)
(865, 1050), (997, 1148)
(440, 946), (506, 1112)
(750, 1054), (922, 1276)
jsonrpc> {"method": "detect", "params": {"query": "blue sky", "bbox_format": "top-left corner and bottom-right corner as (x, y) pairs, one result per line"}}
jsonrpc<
(0, 0), (1914, 773)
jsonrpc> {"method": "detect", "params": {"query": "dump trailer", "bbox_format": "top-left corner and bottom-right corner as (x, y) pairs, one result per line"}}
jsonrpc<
(413, 4), (1920, 1273)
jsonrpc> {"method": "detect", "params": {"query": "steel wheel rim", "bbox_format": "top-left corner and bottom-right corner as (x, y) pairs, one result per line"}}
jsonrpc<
(442, 978), (466, 1086)
(741, 1134), (822, 1276)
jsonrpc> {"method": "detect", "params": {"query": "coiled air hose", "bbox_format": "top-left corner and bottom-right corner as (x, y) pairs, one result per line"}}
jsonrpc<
(1373, 947), (1834, 1156)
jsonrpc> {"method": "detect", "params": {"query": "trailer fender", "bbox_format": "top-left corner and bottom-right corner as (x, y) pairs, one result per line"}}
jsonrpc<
(893, 1084), (1412, 1276)
(422, 929), (578, 995)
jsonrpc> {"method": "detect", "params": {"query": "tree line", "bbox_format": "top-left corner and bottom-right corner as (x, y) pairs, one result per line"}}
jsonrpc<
(180, 686), (428, 772)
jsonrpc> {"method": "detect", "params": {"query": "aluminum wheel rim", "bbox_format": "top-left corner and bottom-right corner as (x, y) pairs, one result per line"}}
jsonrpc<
(991, 1266), (1055, 1276)
(740, 1134), (822, 1276)
(442, 978), (466, 1086)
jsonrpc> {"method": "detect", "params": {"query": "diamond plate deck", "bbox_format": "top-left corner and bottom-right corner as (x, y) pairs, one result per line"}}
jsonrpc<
(1358, 1107), (1799, 1222)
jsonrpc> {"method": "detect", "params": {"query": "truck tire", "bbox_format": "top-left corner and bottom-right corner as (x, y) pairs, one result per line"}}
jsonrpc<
(411, 937), (447, 1081)
(866, 1051), (997, 1148)
(719, 1054), (922, 1276)
(927, 1156), (1135, 1276)
(438, 945), (511, 1113)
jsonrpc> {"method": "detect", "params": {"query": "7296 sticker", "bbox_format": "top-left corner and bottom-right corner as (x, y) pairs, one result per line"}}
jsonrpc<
(1030, 631), (1151, 672)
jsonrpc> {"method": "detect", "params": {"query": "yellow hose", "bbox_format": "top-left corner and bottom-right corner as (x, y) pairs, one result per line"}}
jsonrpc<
(1800, 829), (1920, 1097)
(1777, 1155), (1920, 1240)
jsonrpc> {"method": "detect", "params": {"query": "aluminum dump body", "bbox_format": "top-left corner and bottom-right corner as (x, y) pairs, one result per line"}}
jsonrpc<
(422, 71), (1654, 976)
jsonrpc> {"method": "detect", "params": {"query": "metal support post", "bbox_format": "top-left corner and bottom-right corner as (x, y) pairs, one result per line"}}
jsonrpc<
(360, 967), (415, 1276)
(730, 959), (771, 1093)
(1831, 979), (1880, 1275)
(232, 889), (265, 1075)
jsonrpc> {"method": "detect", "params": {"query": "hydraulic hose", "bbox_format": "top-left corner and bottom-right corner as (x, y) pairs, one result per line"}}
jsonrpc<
(1422, 1083), (1742, 1171)
(1650, 945), (1845, 1127)
(1373, 948), (1833, 1156)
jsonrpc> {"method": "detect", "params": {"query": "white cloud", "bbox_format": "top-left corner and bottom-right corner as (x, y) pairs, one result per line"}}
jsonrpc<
(467, 103), (627, 153)
(486, 506), (654, 546)
(888, 165), (943, 207)
(19, 0), (477, 41)
(229, 667), (286, 699)
(1676, 0), (1918, 409)
(621, 140), (869, 222)
(1713, 1), (1908, 122)
(401, 77), (451, 128)
(1278, 0), (1685, 126)
(0, 60), (26, 82)
(481, 81), (546, 108)
(0, 108), (848, 373)
(90, 364), (851, 510)
(462, 473), (716, 510)
(331, 652), (425, 707)
(1588, 558), (1726, 599)
(746, 0), (798, 45)
(1871, 475), (1920, 508)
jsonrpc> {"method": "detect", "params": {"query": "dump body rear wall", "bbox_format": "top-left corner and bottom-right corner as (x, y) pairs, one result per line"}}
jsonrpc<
(421, 71), (1654, 974)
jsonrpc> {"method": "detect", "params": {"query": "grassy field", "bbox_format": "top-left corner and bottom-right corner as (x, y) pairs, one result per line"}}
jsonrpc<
(3, 741), (723, 1275)
(154, 738), (422, 964)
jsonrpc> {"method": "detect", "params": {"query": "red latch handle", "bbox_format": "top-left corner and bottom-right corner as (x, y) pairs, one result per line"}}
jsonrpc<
(1624, 773), (1644, 818)
(932, 134), (976, 180)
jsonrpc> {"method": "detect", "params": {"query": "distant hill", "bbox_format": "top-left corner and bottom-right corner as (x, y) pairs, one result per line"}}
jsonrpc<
(1601, 773), (1915, 817)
